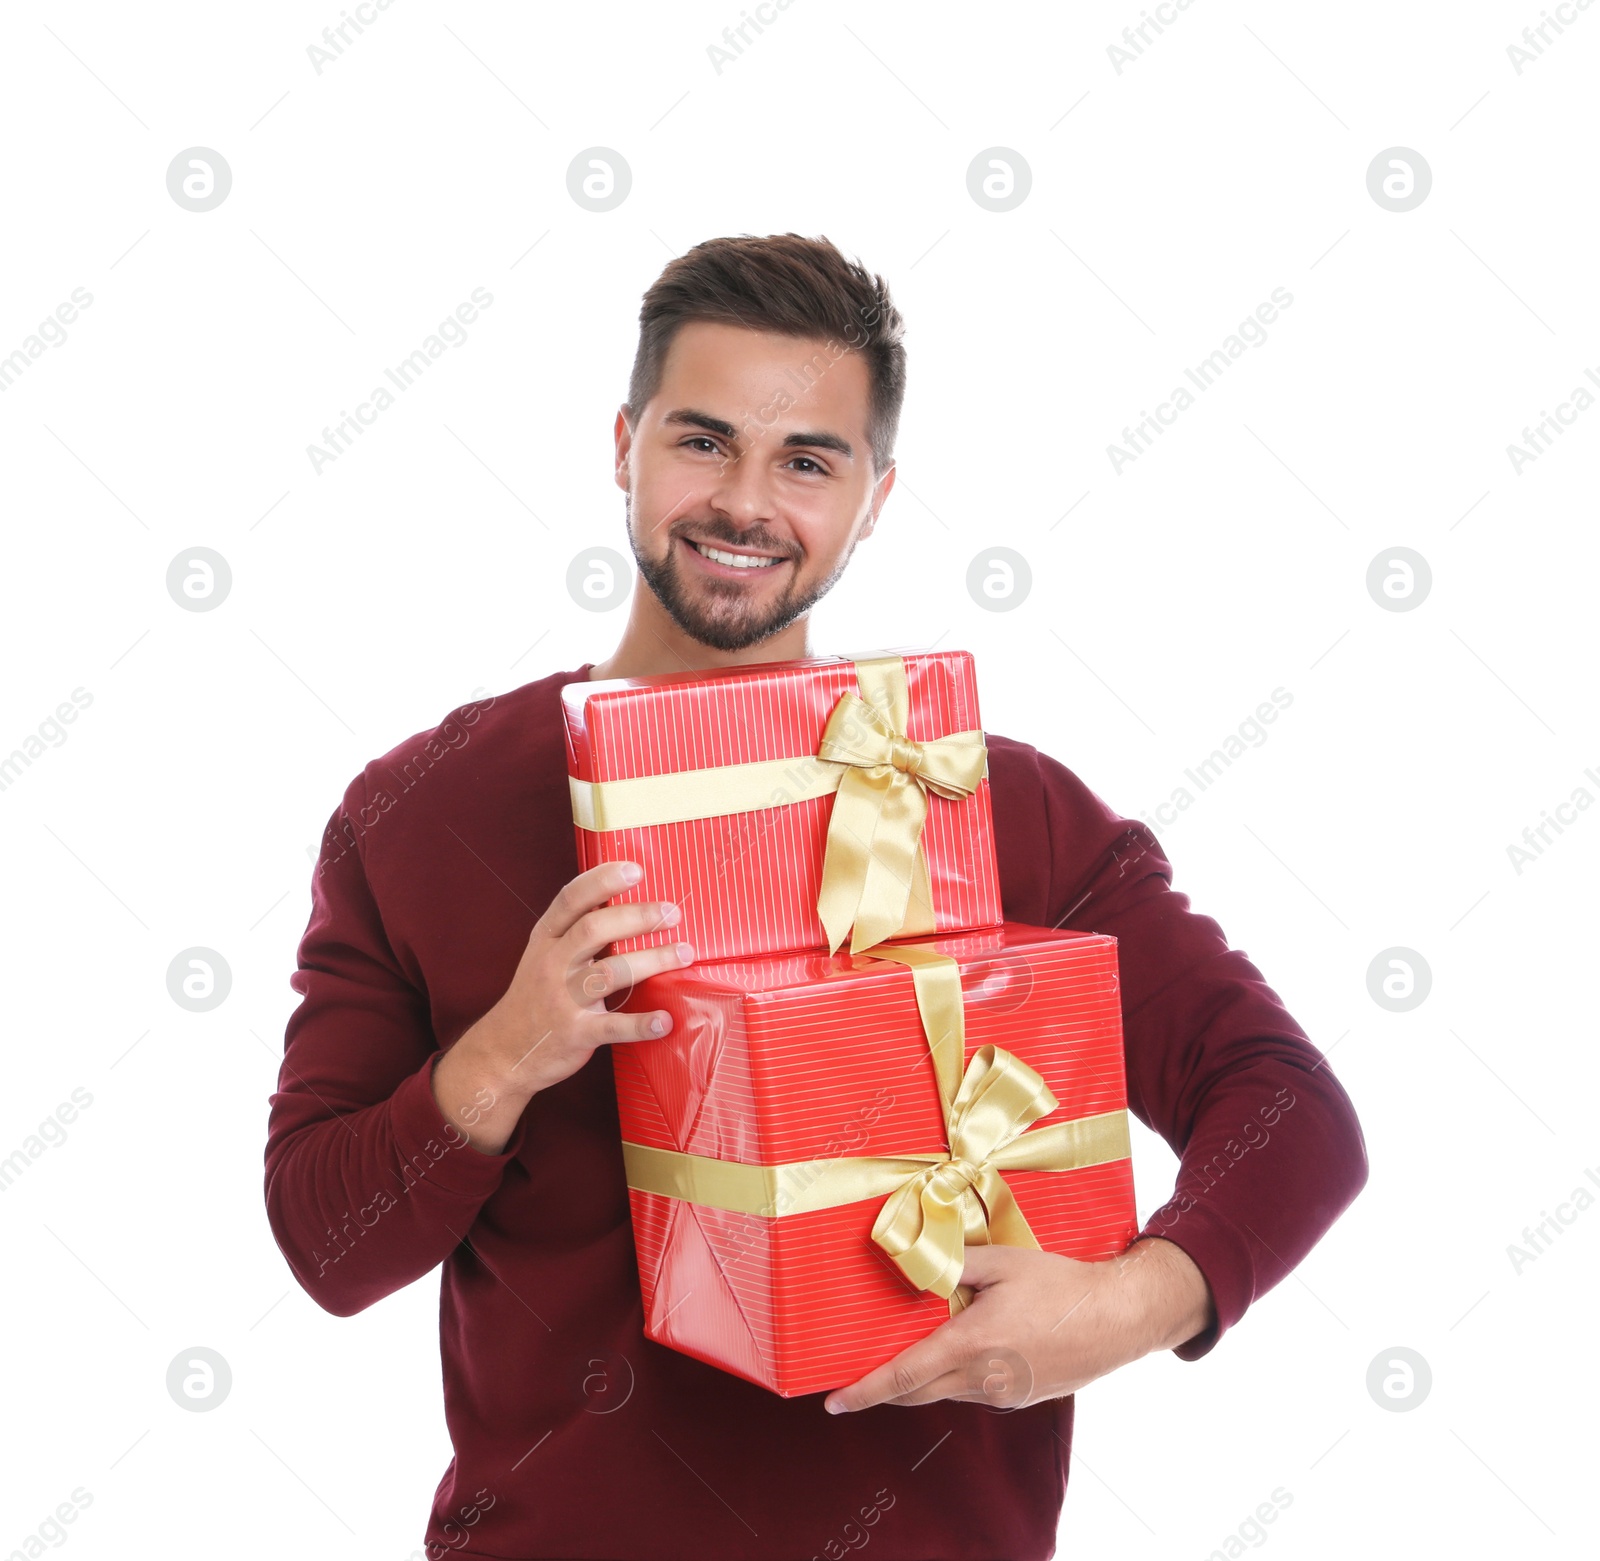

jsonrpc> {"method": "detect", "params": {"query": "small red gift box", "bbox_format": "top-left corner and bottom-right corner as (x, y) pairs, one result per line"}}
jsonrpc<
(561, 650), (1003, 962)
(612, 920), (1140, 1397)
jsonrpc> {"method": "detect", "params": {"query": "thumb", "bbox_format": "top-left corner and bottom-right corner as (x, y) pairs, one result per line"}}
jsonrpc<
(957, 1240), (1017, 1289)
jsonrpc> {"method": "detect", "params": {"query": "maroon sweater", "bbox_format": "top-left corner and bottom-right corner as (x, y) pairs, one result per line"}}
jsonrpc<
(264, 664), (1367, 1561)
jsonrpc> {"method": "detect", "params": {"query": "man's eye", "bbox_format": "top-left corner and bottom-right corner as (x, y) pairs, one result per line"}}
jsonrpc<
(683, 436), (720, 453)
(788, 455), (825, 474)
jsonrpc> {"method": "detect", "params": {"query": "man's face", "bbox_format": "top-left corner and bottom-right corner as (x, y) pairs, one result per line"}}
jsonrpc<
(614, 320), (892, 653)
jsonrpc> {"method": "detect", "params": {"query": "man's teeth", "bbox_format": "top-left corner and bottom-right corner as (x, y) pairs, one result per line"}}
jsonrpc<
(692, 541), (781, 569)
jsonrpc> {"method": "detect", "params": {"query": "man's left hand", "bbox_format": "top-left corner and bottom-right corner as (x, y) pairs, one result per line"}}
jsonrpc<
(822, 1236), (1215, 1414)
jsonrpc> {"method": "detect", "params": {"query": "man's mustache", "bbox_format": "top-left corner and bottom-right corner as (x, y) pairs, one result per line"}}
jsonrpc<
(669, 521), (799, 561)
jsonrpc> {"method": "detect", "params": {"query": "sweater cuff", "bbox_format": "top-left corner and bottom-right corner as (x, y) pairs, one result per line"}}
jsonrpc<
(389, 1052), (529, 1197)
(1139, 1197), (1256, 1362)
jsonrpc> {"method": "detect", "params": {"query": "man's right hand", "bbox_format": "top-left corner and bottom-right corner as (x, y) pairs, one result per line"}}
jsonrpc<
(431, 859), (694, 1154)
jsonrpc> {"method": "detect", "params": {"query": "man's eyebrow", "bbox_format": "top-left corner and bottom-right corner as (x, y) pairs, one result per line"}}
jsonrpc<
(660, 407), (854, 460)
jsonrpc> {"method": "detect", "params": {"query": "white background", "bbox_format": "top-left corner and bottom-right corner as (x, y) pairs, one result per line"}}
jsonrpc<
(2, 2), (1596, 1557)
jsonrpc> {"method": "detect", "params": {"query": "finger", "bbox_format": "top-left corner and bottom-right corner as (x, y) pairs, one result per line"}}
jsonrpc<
(564, 897), (683, 964)
(536, 861), (644, 941)
(582, 1005), (675, 1046)
(569, 944), (695, 1008)
(823, 1321), (970, 1414)
(958, 1241), (1023, 1289)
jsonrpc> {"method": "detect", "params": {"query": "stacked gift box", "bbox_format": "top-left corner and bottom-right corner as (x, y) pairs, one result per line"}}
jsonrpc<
(562, 650), (1139, 1398)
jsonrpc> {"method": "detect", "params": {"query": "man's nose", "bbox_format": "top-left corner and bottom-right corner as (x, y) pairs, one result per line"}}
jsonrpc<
(708, 445), (780, 526)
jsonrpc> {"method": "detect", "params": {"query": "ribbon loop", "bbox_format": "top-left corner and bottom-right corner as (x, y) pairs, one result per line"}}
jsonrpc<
(815, 657), (989, 954)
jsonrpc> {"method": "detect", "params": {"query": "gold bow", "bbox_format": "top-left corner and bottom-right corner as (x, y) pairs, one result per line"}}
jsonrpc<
(815, 657), (989, 954)
(619, 941), (1132, 1315)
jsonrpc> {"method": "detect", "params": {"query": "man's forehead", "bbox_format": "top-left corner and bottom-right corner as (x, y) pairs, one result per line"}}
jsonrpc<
(655, 321), (869, 426)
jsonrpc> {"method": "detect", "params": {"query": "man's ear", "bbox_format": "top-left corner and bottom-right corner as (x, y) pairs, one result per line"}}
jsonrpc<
(613, 406), (634, 493)
(859, 461), (896, 538)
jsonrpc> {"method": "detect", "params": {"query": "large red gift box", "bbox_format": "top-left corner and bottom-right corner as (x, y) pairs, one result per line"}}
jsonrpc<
(612, 920), (1140, 1397)
(562, 650), (1003, 962)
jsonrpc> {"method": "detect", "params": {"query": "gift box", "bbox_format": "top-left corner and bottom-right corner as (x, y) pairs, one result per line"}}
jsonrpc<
(611, 920), (1140, 1397)
(562, 650), (1002, 962)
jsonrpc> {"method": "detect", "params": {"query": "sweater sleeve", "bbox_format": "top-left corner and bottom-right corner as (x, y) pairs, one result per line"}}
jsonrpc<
(263, 773), (530, 1318)
(1033, 750), (1369, 1361)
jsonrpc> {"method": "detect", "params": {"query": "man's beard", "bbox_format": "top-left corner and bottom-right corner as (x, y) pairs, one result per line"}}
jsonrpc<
(624, 494), (852, 653)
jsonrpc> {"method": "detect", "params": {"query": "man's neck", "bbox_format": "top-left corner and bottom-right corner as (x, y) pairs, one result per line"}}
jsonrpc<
(588, 605), (815, 682)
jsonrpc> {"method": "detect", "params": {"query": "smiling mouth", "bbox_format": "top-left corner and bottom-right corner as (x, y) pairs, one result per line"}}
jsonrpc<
(685, 538), (787, 571)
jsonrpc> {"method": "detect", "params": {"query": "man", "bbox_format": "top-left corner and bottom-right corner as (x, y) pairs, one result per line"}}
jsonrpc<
(265, 232), (1367, 1560)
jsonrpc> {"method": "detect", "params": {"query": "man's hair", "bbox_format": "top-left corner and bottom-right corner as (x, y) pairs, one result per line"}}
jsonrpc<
(625, 233), (906, 479)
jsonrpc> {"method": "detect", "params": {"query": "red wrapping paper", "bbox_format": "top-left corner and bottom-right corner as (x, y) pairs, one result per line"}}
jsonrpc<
(612, 920), (1140, 1397)
(561, 651), (1003, 963)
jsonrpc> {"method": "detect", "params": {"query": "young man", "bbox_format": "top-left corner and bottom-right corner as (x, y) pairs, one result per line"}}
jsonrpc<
(265, 233), (1367, 1561)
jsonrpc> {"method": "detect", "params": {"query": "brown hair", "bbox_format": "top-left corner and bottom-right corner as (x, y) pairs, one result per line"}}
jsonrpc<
(625, 233), (906, 479)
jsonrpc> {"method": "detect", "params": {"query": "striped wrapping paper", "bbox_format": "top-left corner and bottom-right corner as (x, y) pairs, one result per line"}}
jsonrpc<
(560, 650), (1003, 963)
(611, 920), (1140, 1398)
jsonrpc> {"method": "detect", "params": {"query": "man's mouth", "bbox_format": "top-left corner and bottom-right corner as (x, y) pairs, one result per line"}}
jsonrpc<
(683, 537), (788, 572)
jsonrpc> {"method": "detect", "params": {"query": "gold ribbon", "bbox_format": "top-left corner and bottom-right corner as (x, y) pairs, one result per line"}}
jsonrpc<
(814, 658), (988, 954)
(569, 655), (988, 954)
(620, 942), (1132, 1315)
